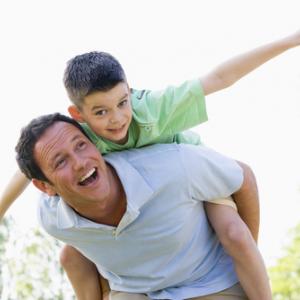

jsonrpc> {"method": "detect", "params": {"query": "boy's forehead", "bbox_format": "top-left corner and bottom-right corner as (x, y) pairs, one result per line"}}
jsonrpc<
(83, 82), (130, 106)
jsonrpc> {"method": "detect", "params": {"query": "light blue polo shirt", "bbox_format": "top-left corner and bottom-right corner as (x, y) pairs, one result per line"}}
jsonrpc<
(38, 144), (244, 299)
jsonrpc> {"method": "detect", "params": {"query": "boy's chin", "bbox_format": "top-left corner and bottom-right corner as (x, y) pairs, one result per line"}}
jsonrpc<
(113, 134), (128, 144)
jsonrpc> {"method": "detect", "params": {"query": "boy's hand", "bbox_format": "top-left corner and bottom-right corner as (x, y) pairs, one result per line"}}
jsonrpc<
(283, 29), (300, 47)
(201, 28), (300, 96)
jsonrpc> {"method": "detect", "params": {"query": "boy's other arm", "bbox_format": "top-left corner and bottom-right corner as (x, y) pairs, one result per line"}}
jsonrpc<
(0, 169), (30, 220)
(201, 29), (300, 95)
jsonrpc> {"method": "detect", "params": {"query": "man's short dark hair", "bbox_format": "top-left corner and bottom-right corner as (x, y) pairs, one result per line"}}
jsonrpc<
(15, 113), (90, 182)
(63, 51), (127, 107)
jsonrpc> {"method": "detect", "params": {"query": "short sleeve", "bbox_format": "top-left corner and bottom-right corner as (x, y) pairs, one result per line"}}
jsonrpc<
(179, 144), (244, 201)
(131, 79), (208, 141)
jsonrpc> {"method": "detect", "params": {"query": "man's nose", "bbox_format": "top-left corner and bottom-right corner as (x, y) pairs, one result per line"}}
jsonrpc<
(72, 154), (85, 171)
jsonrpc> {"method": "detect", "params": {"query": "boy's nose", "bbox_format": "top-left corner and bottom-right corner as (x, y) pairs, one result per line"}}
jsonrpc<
(109, 112), (122, 124)
(109, 118), (118, 124)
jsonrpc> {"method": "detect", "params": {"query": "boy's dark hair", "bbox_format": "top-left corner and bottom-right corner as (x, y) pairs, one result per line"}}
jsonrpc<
(63, 51), (127, 107)
(15, 113), (90, 182)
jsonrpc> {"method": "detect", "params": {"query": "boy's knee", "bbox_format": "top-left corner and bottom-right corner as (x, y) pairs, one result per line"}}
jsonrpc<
(221, 220), (253, 251)
(237, 161), (257, 192)
(60, 245), (81, 269)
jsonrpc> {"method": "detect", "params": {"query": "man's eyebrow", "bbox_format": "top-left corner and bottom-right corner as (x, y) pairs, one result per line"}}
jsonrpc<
(49, 134), (83, 165)
(71, 134), (83, 142)
(49, 151), (64, 168)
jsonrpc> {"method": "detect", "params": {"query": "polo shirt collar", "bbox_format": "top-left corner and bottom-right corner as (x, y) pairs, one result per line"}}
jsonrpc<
(104, 153), (154, 211)
(57, 198), (78, 229)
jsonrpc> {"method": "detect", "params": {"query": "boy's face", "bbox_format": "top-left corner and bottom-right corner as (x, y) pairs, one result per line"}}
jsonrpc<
(70, 82), (132, 144)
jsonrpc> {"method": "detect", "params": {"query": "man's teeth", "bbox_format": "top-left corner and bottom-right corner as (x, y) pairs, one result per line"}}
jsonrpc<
(79, 168), (96, 183)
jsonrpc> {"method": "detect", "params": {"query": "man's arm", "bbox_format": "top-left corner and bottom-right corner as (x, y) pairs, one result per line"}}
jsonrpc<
(0, 169), (30, 220)
(60, 245), (110, 300)
(201, 29), (300, 95)
(206, 203), (272, 300)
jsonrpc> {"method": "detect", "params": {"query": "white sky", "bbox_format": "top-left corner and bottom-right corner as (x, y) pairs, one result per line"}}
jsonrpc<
(0, 0), (300, 267)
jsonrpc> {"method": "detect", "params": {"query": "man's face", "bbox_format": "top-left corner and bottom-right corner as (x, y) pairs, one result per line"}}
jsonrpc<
(77, 82), (132, 144)
(33, 121), (112, 209)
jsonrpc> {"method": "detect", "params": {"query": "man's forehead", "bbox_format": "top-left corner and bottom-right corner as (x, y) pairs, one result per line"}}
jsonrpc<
(34, 122), (85, 161)
(42, 122), (82, 142)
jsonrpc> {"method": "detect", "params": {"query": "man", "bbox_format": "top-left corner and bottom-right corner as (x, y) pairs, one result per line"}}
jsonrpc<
(16, 113), (267, 299)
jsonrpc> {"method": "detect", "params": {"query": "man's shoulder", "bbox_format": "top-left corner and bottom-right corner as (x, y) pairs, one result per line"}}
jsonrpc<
(105, 143), (184, 161)
(105, 144), (190, 178)
(37, 194), (65, 233)
(104, 143), (202, 180)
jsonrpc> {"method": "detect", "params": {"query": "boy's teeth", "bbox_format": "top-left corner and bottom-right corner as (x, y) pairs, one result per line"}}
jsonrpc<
(80, 168), (96, 182)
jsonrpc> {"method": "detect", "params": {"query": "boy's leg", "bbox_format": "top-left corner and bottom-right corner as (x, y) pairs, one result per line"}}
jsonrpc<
(188, 283), (247, 299)
(234, 161), (260, 242)
(205, 203), (272, 300)
(60, 245), (105, 300)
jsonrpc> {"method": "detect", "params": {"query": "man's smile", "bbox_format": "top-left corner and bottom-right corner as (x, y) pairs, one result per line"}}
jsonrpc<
(78, 167), (99, 186)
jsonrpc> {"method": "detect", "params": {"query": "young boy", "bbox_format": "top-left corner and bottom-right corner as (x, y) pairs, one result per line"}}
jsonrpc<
(2, 29), (300, 299)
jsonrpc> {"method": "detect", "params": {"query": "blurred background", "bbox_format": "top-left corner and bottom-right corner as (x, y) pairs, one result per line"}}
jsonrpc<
(0, 0), (299, 298)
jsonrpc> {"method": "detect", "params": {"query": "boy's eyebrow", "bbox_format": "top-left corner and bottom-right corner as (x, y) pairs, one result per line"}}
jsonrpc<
(91, 105), (106, 111)
(91, 92), (129, 111)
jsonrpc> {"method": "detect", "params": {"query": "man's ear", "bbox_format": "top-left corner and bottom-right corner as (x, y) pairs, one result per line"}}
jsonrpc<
(68, 105), (85, 122)
(32, 179), (57, 196)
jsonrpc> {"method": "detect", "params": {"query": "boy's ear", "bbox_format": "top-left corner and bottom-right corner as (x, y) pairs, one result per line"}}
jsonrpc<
(32, 179), (57, 196)
(68, 105), (85, 122)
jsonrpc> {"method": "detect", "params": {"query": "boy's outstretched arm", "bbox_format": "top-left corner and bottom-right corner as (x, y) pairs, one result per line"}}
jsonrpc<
(0, 169), (30, 220)
(201, 29), (300, 95)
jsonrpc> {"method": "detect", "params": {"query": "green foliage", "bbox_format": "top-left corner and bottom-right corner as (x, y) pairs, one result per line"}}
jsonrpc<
(269, 224), (300, 300)
(0, 217), (11, 295)
(1, 222), (74, 300)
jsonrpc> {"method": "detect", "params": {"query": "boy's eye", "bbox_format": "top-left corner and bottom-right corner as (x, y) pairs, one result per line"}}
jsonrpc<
(118, 99), (128, 107)
(95, 109), (107, 116)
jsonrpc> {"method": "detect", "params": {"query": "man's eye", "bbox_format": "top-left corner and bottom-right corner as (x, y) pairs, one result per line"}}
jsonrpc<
(77, 141), (86, 150)
(95, 110), (107, 116)
(119, 100), (128, 107)
(55, 159), (66, 169)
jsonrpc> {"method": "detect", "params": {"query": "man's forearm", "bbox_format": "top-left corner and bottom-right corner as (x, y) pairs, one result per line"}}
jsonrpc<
(205, 203), (272, 299)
